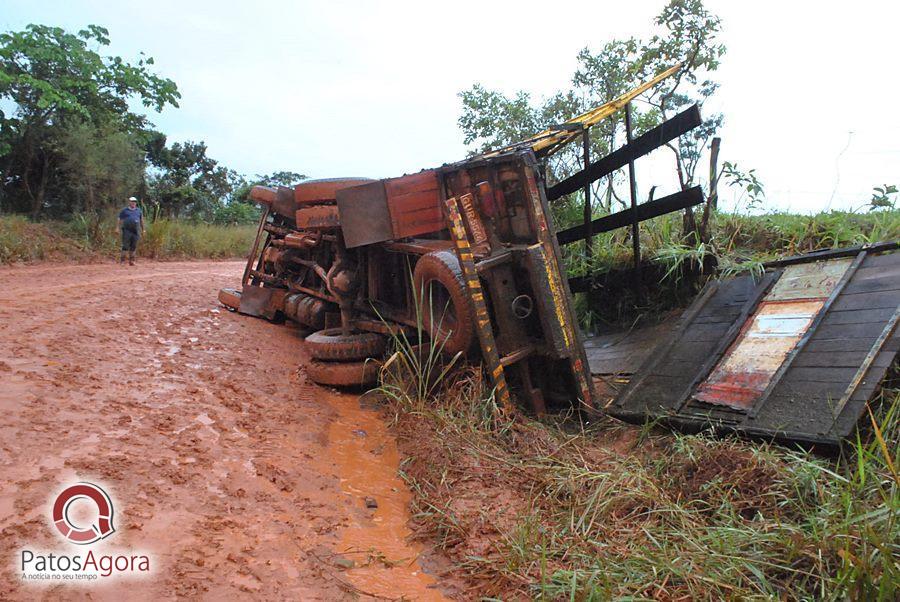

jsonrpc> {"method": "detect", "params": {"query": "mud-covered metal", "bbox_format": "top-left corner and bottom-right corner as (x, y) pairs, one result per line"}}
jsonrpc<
(444, 194), (513, 413)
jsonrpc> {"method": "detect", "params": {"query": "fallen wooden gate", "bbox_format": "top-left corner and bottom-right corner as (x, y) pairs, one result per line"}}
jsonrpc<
(610, 242), (900, 446)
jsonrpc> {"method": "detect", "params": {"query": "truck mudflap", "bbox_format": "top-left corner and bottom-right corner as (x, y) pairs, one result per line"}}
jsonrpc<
(609, 243), (900, 446)
(237, 285), (286, 321)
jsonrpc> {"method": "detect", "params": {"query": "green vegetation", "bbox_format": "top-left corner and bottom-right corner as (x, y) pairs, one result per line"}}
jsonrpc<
(370, 207), (899, 599)
(459, 0), (724, 236)
(561, 209), (900, 280)
(385, 377), (898, 600)
(0, 214), (254, 263)
(0, 23), (303, 226)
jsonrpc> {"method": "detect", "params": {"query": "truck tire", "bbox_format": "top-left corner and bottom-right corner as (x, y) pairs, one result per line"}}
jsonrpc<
(305, 358), (381, 388)
(412, 251), (476, 355)
(305, 328), (386, 361)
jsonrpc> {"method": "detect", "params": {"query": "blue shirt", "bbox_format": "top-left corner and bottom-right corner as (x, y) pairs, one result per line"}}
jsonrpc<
(119, 207), (142, 228)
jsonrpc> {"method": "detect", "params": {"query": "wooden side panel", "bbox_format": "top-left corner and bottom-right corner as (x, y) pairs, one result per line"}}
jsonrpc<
(384, 170), (444, 239)
(752, 251), (900, 441)
(612, 250), (899, 445)
(295, 178), (374, 205)
(612, 274), (765, 416)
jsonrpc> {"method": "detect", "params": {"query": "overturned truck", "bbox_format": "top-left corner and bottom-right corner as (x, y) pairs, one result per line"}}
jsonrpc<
(221, 68), (898, 447)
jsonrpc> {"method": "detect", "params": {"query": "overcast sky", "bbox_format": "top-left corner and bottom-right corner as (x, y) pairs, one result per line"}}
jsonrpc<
(3, 1), (898, 213)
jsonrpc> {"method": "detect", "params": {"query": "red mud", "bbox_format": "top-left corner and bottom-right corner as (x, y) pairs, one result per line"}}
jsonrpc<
(0, 260), (446, 600)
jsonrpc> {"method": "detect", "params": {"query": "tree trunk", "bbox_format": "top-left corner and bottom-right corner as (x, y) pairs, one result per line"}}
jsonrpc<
(30, 151), (50, 219)
(698, 137), (721, 244)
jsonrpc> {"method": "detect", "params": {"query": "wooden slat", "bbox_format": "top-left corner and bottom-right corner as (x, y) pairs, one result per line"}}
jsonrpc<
(548, 105), (701, 200)
(556, 187), (703, 245)
(820, 307), (899, 325)
(831, 290), (900, 311)
(791, 349), (897, 368)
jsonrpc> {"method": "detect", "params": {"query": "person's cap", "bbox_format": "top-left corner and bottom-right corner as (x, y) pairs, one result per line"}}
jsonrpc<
(128, 196), (138, 202)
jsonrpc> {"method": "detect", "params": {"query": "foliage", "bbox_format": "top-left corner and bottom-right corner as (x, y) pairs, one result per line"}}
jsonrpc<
(870, 184), (898, 212)
(0, 24), (180, 217)
(387, 363), (899, 600)
(721, 160), (765, 210)
(54, 120), (143, 212)
(145, 139), (242, 219)
(457, 0), (725, 218)
(563, 207), (900, 329)
(0, 23), (290, 226)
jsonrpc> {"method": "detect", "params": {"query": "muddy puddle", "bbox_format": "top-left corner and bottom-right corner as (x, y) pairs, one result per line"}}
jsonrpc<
(320, 391), (446, 600)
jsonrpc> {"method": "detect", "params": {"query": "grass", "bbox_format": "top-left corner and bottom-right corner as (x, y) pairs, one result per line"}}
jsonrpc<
(380, 364), (899, 600)
(0, 214), (256, 264)
(561, 209), (900, 280)
(561, 208), (899, 330)
(369, 206), (899, 600)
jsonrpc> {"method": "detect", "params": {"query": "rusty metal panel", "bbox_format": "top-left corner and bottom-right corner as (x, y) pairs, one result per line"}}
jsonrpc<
(336, 181), (394, 248)
(694, 299), (825, 408)
(295, 205), (341, 230)
(238, 285), (286, 320)
(765, 259), (852, 300)
(337, 172), (443, 248)
(273, 186), (297, 219)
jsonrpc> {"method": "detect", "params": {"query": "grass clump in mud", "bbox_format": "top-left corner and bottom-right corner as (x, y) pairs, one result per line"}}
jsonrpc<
(377, 362), (899, 600)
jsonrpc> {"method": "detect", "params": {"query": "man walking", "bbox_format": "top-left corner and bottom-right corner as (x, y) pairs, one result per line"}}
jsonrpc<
(117, 196), (145, 265)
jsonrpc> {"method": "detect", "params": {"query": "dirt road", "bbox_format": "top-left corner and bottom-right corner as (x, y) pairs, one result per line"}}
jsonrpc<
(0, 261), (445, 600)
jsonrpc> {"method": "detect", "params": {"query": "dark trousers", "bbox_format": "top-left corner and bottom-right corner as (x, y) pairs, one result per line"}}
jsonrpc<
(121, 228), (140, 253)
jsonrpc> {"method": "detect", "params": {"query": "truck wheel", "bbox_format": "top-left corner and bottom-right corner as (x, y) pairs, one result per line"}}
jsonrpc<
(305, 359), (381, 388)
(305, 328), (386, 361)
(412, 251), (476, 355)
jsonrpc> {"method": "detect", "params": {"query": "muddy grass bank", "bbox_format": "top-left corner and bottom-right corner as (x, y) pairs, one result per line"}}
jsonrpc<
(379, 366), (899, 600)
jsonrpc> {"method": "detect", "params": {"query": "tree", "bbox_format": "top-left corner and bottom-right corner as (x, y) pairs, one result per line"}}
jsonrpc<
(54, 120), (143, 214)
(456, 0), (726, 237)
(636, 0), (725, 189)
(146, 140), (240, 219)
(0, 24), (180, 216)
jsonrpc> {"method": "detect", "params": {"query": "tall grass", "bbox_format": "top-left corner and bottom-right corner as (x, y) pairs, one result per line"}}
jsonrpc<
(0, 214), (255, 264)
(562, 209), (900, 280)
(387, 373), (899, 600)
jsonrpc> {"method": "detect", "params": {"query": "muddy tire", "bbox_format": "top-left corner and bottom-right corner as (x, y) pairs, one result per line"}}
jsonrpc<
(305, 328), (386, 361)
(305, 358), (381, 388)
(412, 251), (476, 355)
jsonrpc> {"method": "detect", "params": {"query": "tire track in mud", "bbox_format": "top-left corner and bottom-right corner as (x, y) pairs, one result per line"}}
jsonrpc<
(0, 261), (446, 601)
